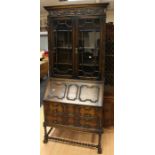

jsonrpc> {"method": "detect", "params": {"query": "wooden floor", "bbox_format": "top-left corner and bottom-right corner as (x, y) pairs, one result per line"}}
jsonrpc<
(40, 106), (114, 155)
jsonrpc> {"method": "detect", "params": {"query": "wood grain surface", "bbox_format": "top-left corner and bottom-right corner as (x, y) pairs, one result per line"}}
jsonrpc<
(40, 106), (114, 155)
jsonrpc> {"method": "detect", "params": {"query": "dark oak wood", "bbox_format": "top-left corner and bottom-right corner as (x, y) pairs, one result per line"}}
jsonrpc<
(43, 78), (104, 128)
(104, 22), (114, 127)
(105, 22), (114, 86)
(44, 3), (109, 12)
(44, 78), (103, 106)
(103, 94), (114, 127)
(44, 3), (108, 80)
(43, 78), (104, 153)
(43, 3), (109, 154)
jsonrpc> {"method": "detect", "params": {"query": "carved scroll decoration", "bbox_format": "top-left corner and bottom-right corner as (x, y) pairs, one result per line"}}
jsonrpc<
(66, 84), (79, 101)
(47, 83), (67, 99)
(49, 8), (106, 17)
(79, 85), (100, 103)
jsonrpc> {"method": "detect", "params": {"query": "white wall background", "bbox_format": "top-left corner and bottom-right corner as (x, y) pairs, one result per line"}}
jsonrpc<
(40, 33), (48, 50)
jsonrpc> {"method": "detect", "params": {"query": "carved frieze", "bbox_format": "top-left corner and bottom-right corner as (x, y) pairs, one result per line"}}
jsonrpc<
(48, 8), (106, 17)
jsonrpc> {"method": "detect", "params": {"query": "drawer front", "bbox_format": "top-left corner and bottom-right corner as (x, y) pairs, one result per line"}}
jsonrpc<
(64, 104), (75, 116)
(44, 102), (64, 115)
(50, 102), (64, 114)
(79, 117), (100, 129)
(45, 115), (64, 125)
(79, 106), (96, 117)
(79, 106), (102, 118)
(44, 101), (103, 129)
(64, 116), (75, 126)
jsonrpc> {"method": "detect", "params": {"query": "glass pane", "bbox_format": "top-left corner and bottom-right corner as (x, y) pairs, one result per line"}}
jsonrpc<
(79, 31), (99, 48)
(79, 31), (100, 64)
(54, 31), (72, 48)
(78, 30), (100, 78)
(79, 18), (100, 28)
(52, 19), (73, 75)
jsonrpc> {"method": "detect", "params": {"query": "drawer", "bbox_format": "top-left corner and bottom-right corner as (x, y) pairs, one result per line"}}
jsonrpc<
(79, 117), (100, 129)
(44, 102), (64, 115)
(79, 106), (97, 117)
(64, 117), (75, 126)
(45, 115), (64, 125)
(64, 104), (75, 116)
(50, 103), (64, 113)
(79, 106), (96, 117)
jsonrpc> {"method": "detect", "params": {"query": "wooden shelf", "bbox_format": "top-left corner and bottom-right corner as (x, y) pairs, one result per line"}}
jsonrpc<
(79, 63), (99, 67)
(54, 30), (72, 32)
(77, 76), (98, 80)
(54, 63), (72, 65)
(54, 47), (72, 49)
(105, 54), (114, 56)
(79, 29), (100, 32)
(79, 47), (99, 49)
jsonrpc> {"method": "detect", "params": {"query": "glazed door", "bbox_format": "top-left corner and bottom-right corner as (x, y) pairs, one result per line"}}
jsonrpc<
(76, 17), (102, 80)
(51, 18), (74, 77)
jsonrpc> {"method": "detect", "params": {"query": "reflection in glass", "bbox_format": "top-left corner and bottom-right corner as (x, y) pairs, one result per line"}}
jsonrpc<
(78, 30), (100, 78)
(53, 19), (73, 75)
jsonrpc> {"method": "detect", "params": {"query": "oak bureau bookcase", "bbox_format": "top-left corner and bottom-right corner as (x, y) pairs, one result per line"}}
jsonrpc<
(43, 3), (109, 154)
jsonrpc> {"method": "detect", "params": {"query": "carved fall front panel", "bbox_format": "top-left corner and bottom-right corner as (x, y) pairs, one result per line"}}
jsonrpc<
(44, 79), (103, 107)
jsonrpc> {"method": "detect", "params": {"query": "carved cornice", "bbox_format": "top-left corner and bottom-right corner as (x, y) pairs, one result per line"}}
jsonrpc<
(44, 3), (109, 17)
(48, 7), (106, 17)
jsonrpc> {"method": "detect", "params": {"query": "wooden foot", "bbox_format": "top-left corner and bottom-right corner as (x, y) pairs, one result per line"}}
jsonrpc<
(43, 122), (48, 144)
(43, 137), (48, 143)
(98, 147), (102, 154)
(98, 132), (102, 154)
